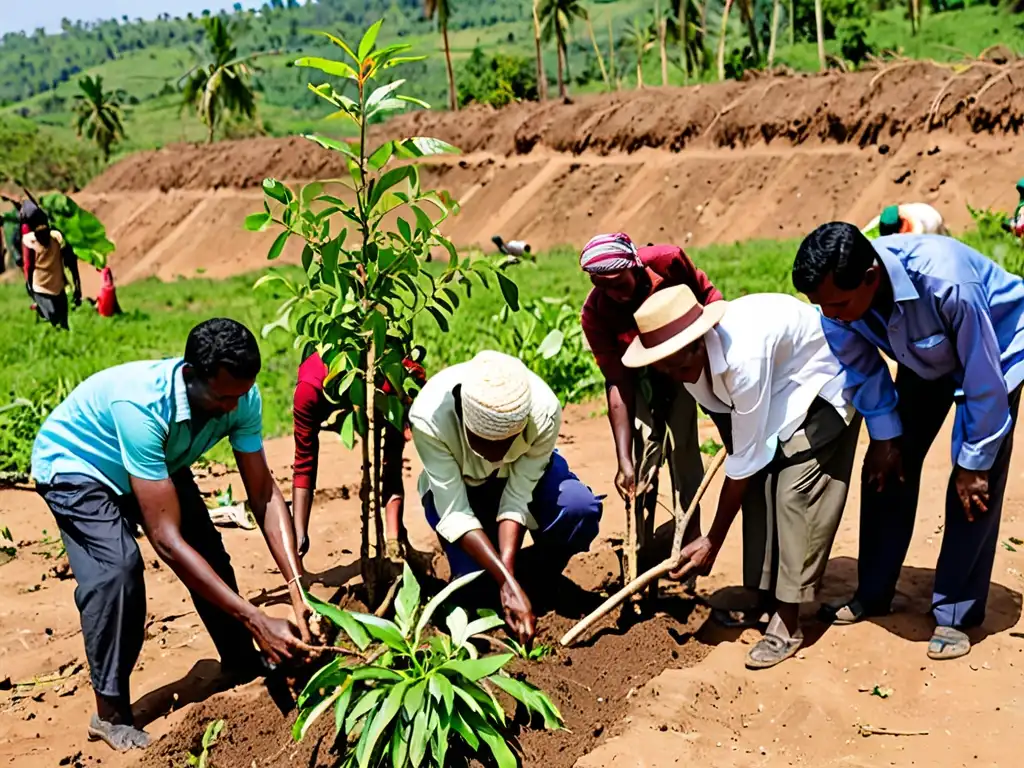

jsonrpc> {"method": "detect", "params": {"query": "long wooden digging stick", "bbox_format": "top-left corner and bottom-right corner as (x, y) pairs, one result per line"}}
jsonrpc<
(560, 448), (725, 647)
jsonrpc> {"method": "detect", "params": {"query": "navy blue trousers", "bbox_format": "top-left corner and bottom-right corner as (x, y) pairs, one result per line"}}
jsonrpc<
(424, 451), (603, 578)
(855, 368), (1021, 627)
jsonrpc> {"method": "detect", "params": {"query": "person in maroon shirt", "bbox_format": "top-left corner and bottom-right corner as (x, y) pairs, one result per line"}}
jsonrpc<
(292, 349), (427, 563)
(580, 232), (724, 561)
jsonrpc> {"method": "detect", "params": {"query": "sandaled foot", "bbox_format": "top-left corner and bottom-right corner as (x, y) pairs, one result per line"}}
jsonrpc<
(927, 626), (971, 660)
(87, 715), (151, 751)
(713, 606), (770, 629)
(818, 597), (877, 626)
(745, 614), (804, 670)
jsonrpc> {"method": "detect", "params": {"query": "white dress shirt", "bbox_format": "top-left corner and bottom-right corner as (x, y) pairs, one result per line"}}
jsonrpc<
(409, 362), (562, 542)
(685, 294), (853, 480)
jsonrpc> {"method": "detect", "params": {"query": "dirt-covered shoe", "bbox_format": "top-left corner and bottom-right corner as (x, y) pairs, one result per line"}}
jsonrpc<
(87, 715), (151, 751)
(927, 626), (971, 660)
(745, 613), (804, 670)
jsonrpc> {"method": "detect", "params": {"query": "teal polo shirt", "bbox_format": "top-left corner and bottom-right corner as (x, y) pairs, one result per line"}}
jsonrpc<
(31, 358), (263, 495)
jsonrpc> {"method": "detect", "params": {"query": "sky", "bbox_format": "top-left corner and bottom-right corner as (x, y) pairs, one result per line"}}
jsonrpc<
(1, 1), (249, 35)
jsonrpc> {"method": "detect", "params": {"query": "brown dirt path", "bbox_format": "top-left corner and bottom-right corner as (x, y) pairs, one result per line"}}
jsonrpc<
(1, 405), (1023, 767)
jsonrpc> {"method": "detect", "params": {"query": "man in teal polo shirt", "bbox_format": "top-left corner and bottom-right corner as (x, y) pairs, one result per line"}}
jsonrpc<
(32, 318), (311, 751)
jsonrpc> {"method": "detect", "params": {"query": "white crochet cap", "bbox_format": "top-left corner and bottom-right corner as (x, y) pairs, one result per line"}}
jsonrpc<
(461, 350), (533, 441)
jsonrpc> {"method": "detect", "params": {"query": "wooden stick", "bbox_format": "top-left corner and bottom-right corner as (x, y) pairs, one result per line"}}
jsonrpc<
(858, 724), (929, 737)
(560, 448), (725, 647)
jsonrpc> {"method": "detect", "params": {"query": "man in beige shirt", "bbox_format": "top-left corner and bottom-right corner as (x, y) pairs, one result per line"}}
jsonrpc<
(24, 217), (82, 330)
(410, 351), (603, 645)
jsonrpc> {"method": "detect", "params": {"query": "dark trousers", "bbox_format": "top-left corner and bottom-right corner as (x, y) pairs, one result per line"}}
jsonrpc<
(423, 451), (603, 578)
(855, 368), (1021, 627)
(33, 290), (69, 330)
(37, 470), (260, 700)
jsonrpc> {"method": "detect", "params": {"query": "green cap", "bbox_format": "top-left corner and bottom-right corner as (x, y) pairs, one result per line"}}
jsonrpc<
(879, 205), (900, 236)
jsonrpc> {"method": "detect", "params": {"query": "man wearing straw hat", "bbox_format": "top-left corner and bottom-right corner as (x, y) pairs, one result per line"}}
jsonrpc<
(580, 233), (722, 582)
(410, 350), (603, 645)
(622, 287), (861, 668)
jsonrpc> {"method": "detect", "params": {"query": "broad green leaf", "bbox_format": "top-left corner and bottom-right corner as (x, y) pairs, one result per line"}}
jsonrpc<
(403, 678), (428, 720)
(351, 613), (410, 653)
(244, 212), (272, 231)
(537, 329), (565, 360)
(433, 294), (453, 313)
(381, 55), (429, 71)
(260, 300), (295, 339)
(294, 56), (358, 80)
(263, 178), (291, 204)
(452, 685), (484, 718)
(313, 30), (358, 62)
(397, 137), (461, 158)
(301, 244), (314, 273)
(358, 679), (407, 768)
(252, 272), (288, 292)
(367, 141), (395, 171)
(268, 230), (290, 260)
(334, 679), (355, 734)
(409, 704), (430, 768)
(297, 655), (347, 709)
(445, 607), (469, 648)
(425, 306), (448, 333)
(432, 706), (451, 767)
(293, 684), (344, 742)
(459, 679), (505, 725)
(366, 80), (406, 111)
(301, 182), (324, 208)
(463, 613), (505, 640)
(414, 570), (483, 646)
(353, 699), (381, 766)
(394, 562), (421, 635)
(321, 239), (341, 274)
(487, 675), (564, 730)
(368, 165), (414, 213)
(429, 672), (455, 714)
(442, 287), (460, 309)
(448, 705), (480, 751)
(303, 133), (358, 159)
(397, 217), (412, 242)
(469, 714), (517, 768)
(389, 720), (410, 768)
(396, 94), (431, 109)
(303, 591), (371, 650)
(350, 666), (404, 683)
(357, 19), (384, 61)
(340, 411), (355, 449)
(346, 688), (385, 733)
(496, 272), (520, 311)
(440, 654), (513, 682)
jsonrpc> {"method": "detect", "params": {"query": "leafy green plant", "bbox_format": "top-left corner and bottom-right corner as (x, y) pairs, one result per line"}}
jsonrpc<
(487, 298), (603, 404)
(965, 204), (1024, 277)
(39, 193), (115, 269)
(251, 20), (518, 604)
(297, 564), (563, 767)
(1, 525), (15, 560)
(699, 437), (724, 456)
(184, 719), (225, 768)
(502, 637), (553, 661)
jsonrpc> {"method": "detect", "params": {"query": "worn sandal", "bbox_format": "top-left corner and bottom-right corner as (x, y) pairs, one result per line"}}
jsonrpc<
(745, 614), (804, 670)
(927, 626), (971, 660)
(87, 715), (151, 751)
(818, 598), (868, 625)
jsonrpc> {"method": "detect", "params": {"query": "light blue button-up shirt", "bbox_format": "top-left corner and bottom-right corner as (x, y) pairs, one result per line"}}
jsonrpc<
(32, 358), (264, 495)
(821, 235), (1024, 471)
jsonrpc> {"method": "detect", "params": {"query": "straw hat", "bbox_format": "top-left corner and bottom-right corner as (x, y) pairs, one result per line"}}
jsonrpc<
(621, 285), (728, 369)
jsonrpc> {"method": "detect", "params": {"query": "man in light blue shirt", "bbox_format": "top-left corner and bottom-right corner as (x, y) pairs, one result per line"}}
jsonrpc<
(32, 318), (311, 751)
(793, 223), (1024, 661)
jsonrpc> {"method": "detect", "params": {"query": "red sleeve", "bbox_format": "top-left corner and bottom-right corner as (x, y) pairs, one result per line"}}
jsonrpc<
(581, 291), (630, 385)
(667, 246), (722, 305)
(292, 380), (323, 491)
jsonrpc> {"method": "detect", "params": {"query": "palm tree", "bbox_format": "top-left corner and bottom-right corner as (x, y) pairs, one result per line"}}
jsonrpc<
(73, 75), (127, 161)
(623, 17), (655, 89)
(532, 0), (548, 100)
(671, 0), (704, 83)
(425, 0), (458, 111)
(538, 0), (589, 99)
(180, 17), (257, 143)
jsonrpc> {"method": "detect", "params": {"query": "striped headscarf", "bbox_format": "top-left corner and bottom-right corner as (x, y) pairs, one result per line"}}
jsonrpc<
(579, 232), (642, 274)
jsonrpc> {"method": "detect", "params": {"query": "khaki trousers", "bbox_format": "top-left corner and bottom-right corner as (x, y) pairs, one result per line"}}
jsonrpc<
(741, 402), (861, 604)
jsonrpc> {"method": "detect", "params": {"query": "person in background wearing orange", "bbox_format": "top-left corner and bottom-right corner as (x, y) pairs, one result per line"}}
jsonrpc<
(291, 348), (427, 564)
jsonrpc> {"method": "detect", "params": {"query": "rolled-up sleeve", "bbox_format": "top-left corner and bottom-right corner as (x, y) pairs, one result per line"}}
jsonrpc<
(497, 408), (561, 527)
(943, 282), (1012, 470)
(722, 356), (776, 480)
(229, 386), (264, 454)
(821, 317), (901, 441)
(410, 421), (480, 543)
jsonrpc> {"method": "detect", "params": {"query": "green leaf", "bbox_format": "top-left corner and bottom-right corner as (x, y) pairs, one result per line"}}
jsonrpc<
(432, 706), (451, 767)
(537, 329), (565, 360)
(394, 562), (421, 635)
(321, 238), (341, 275)
(448, 706), (480, 751)
(396, 217), (412, 242)
(468, 714), (517, 768)
(346, 688), (385, 733)
(409, 704), (430, 768)
(368, 141), (395, 171)
(425, 306), (448, 333)
(297, 655), (347, 709)
(445, 607), (469, 649)
(294, 684), (344, 742)
(244, 212), (272, 232)
(496, 272), (519, 311)
(441, 654), (513, 683)
(268, 230), (290, 261)
(463, 613), (505, 640)
(301, 244), (314, 274)
(263, 178), (291, 204)
(294, 56), (358, 80)
(429, 672), (455, 715)
(487, 675), (564, 730)
(358, 679), (407, 768)
(389, 720), (411, 768)
(358, 19), (385, 61)
(396, 94), (431, 109)
(351, 666), (405, 683)
(252, 272), (288, 292)
(397, 137), (461, 158)
(403, 678), (428, 720)
(368, 165), (414, 213)
(313, 30), (358, 62)
(442, 287), (460, 309)
(301, 182), (324, 208)
(304, 133), (358, 159)
(351, 613), (410, 653)
(340, 411), (356, 450)
(335, 680), (355, 734)
(414, 571), (484, 646)
(303, 591), (371, 650)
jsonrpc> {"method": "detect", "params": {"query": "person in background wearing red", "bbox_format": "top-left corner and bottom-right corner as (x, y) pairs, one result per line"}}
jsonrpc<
(95, 267), (123, 317)
(291, 348), (427, 564)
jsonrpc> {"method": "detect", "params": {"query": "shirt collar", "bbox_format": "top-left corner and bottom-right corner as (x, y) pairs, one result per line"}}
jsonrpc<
(704, 328), (733, 406)
(873, 241), (919, 303)
(172, 361), (192, 424)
